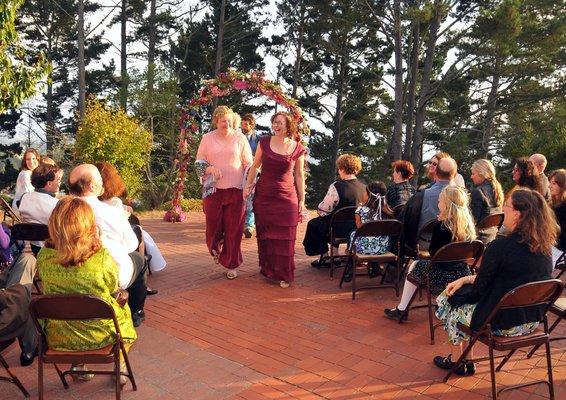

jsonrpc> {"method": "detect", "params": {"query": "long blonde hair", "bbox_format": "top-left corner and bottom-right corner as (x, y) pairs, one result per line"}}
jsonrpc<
(46, 197), (102, 267)
(472, 159), (504, 208)
(438, 186), (476, 242)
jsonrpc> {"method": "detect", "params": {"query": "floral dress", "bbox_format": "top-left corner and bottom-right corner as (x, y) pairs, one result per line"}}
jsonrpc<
(348, 206), (389, 255)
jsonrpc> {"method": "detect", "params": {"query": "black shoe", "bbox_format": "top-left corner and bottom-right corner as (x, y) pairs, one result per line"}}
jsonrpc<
(311, 257), (330, 268)
(20, 348), (38, 367)
(146, 287), (159, 296)
(132, 310), (145, 327)
(367, 263), (381, 278)
(433, 354), (470, 376)
(383, 307), (408, 322)
(465, 360), (476, 375)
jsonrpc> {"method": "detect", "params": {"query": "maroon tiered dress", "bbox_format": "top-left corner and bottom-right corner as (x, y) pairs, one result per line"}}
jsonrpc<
(253, 136), (306, 282)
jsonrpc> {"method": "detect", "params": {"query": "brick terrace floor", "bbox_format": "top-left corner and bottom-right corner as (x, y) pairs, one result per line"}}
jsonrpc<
(2, 211), (565, 399)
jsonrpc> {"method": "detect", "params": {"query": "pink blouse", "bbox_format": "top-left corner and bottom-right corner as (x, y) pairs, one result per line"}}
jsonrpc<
(196, 131), (253, 189)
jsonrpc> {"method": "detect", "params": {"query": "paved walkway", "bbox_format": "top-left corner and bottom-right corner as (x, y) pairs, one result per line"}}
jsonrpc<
(2, 212), (564, 399)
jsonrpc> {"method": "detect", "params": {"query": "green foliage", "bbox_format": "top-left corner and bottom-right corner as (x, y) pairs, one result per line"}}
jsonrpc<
(0, 0), (50, 113)
(159, 198), (203, 212)
(75, 98), (152, 197)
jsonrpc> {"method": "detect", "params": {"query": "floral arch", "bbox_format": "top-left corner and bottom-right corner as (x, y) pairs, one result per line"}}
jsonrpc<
(164, 69), (309, 222)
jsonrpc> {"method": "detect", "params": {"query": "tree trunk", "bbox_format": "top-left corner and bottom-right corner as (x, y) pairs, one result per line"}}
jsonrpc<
(147, 0), (157, 104)
(291, 2), (305, 98)
(213, 0), (227, 110)
(120, 0), (128, 110)
(482, 64), (500, 158)
(77, 0), (86, 121)
(403, 14), (420, 160)
(331, 54), (347, 183)
(46, 19), (54, 150)
(410, 5), (442, 181)
(389, 0), (403, 162)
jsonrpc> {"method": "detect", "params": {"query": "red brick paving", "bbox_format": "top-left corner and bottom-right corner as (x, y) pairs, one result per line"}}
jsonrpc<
(1, 212), (564, 399)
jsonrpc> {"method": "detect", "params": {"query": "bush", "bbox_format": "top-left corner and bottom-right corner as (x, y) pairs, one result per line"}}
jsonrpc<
(75, 98), (152, 197)
(159, 198), (203, 212)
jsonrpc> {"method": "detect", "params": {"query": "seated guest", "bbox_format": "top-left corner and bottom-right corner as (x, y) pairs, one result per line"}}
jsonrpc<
(1, 225), (38, 367)
(423, 152), (465, 189)
(13, 148), (40, 209)
(433, 189), (558, 375)
(386, 160), (416, 211)
(385, 186), (476, 321)
(303, 154), (366, 267)
(68, 164), (147, 327)
(38, 197), (137, 382)
(549, 169), (566, 265)
(470, 159), (503, 243)
(529, 153), (550, 200)
(96, 161), (165, 293)
(511, 157), (544, 196)
(19, 163), (62, 253)
(343, 181), (392, 281)
(402, 157), (458, 253)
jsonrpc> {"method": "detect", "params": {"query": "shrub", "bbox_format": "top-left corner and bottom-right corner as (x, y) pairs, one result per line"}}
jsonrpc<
(75, 98), (152, 197)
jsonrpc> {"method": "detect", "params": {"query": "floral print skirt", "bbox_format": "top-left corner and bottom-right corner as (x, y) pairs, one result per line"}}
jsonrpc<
(435, 292), (539, 345)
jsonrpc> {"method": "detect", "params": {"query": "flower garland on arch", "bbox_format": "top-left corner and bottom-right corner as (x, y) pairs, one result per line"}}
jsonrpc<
(164, 69), (309, 222)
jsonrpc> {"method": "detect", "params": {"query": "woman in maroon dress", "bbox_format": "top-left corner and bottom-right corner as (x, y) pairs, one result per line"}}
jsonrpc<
(244, 112), (306, 288)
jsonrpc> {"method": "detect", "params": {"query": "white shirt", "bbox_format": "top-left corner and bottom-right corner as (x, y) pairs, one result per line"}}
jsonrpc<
(19, 191), (58, 225)
(81, 196), (138, 289)
(13, 170), (34, 208)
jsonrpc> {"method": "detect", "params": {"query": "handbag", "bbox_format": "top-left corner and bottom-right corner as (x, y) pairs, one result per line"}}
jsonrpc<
(447, 284), (474, 307)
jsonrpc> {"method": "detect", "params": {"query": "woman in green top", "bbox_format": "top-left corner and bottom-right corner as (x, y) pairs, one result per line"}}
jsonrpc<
(38, 196), (137, 380)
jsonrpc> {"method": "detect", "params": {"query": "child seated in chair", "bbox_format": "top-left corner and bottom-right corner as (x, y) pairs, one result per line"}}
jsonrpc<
(343, 182), (392, 281)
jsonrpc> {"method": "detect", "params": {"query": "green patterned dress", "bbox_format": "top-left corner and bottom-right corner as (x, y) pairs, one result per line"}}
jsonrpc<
(37, 247), (137, 351)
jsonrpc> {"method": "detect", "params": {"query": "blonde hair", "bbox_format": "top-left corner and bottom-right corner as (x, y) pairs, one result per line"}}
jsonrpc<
(472, 159), (504, 208)
(46, 197), (102, 267)
(438, 186), (476, 242)
(211, 105), (235, 129)
(231, 113), (241, 131)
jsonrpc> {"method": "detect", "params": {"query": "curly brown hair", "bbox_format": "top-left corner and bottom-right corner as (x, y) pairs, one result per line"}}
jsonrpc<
(336, 154), (362, 175)
(21, 148), (41, 171)
(95, 161), (126, 201)
(46, 197), (102, 267)
(271, 111), (300, 142)
(510, 189), (560, 255)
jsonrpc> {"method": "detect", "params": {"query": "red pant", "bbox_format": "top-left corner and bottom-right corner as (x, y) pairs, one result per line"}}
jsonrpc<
(203, 188), (245, 269)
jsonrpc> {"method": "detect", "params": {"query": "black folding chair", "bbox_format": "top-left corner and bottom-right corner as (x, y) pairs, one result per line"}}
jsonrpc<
(339, 220), (403, 299)
(11, 223), (50, 293)
(1, 197), (22, 225)
(328, 206), (357, 279)
(405, 240), (485, 344)
(443, 279), (563, 400)
(0, 339), (29, 398)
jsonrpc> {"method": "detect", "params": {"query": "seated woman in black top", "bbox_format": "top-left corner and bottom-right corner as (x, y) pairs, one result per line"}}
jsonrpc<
(434, 189), (559, 376)
(470, 159), (504, 244)
(549, 169), (565, 265)
(386, 160), (416, 213)
(384, 186), (477, 320)
(303, 154), (366, 267)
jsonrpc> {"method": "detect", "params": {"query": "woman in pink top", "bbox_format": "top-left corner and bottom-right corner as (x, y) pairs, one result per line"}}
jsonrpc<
(196, 106), (253, 279)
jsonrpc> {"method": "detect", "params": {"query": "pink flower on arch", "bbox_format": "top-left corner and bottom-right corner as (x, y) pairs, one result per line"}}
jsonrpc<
(233, 80), (249, 90)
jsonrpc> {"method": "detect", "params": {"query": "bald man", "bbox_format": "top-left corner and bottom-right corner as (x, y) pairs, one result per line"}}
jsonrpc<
(419, 157), (457, 233)
(68, 164), (147, 327)
(529, 153), (550, 200)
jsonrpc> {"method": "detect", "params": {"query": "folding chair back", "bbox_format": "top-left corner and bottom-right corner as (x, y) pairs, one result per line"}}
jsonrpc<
(343, 220), (404, 298)
(0, 338), (29, 398)
(444, 279), (563, 400)
(0, 197), (22, 225)
(328, 206), (357, 278)
(11, 223), (50, 243)
(408, 240), (484, 344)
(475, 212), (504, 231)
(29, 294), (137, 400)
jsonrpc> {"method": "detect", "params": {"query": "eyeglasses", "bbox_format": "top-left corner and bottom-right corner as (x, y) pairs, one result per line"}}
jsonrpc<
(428, 161), (438, 167)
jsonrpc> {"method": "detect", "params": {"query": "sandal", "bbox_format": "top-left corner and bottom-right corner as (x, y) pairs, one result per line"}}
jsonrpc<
(279, 281), (290, 288)
(211, 249), (220, 264)
(226, 269), (238, 280)
(70, 364), (95, 382)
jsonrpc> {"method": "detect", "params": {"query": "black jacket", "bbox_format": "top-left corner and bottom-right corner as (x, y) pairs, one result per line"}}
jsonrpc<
(464, 233), (552, 332)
